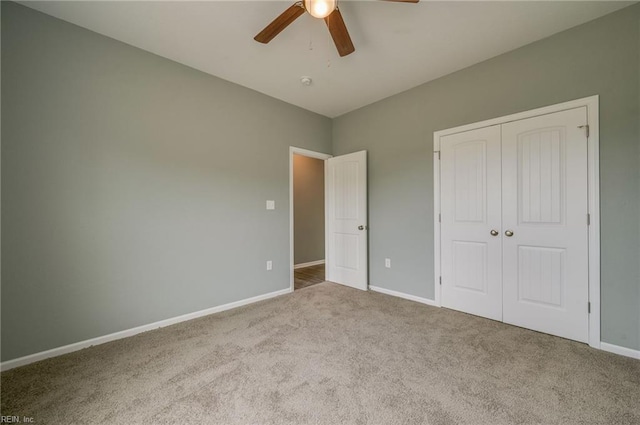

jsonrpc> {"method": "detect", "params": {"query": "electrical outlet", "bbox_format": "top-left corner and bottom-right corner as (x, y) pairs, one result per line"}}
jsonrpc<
(266, 261), (273, 271)
(385, 258), (391, 268)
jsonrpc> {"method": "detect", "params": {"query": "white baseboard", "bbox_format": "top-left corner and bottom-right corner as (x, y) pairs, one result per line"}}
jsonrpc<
(600, 342), (640, 360)
(369, 285), (439, 307)
(0, 287), (293, 372)
(5, 284), (634, 371)
(294, 260), (325, 269)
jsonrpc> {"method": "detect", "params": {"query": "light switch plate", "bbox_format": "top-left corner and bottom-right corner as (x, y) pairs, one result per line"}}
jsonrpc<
(266, 260), (273, 271)
(385, 258), (391, 268)
(266, 200), (275, 210)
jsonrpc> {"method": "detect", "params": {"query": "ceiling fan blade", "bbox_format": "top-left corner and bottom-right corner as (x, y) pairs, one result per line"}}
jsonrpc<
(254, 2), (305, 44)
(324, 9), (355, 57)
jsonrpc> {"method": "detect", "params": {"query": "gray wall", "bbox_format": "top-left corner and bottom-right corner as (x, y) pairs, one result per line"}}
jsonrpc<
(333, 5), (640, 350)
(1, 3), (332, 361)
(293, 155), (325, 265)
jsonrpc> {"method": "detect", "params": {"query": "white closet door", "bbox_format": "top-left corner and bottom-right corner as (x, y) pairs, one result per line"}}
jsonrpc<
(501, 107), (589, 342)
(326, 151), (368, 291)
(440, 126), (503, 321)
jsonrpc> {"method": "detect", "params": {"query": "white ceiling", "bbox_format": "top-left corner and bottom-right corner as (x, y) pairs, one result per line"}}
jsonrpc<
(22, 1), (634, 118)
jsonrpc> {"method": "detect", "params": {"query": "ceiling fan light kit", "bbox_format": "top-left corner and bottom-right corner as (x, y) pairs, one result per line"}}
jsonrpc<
(254, 0), (419, 58)
(304, 0), (337, 19)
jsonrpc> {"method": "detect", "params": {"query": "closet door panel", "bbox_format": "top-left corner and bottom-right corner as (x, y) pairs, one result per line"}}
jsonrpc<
(440, 125), (502, 321)
(501, 107), (589, 342)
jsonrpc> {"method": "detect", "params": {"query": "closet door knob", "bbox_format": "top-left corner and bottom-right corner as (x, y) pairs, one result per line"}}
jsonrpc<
(505, 230), (514, 237)
(490, 230), (499, 236)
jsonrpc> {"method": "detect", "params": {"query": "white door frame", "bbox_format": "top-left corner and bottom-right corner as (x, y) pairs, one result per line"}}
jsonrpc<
(289, 147), (332, 292)
(433, 95), (601, 349)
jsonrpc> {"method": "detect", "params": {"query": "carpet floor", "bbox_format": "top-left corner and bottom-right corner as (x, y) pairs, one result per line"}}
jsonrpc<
(1, 282), (639, 424)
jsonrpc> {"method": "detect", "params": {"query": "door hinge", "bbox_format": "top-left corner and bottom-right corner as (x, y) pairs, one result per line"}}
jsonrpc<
(435, 151), (440, 160)
(588, 302), (591, 314)
(578, 125), (590, 138)
(587, 213), (590, 226)
(438, 213), (441, 223)
(439, 276), (442, 285)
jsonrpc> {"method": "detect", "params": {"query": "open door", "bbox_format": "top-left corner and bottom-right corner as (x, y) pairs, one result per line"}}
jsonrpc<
(326, 151), (368, 291)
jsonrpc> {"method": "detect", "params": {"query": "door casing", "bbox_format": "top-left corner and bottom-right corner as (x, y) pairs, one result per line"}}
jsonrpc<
(433, 95), (600, 349)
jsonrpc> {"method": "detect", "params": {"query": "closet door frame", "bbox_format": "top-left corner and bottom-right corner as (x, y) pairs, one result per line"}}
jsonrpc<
(433, 95), (600, 349)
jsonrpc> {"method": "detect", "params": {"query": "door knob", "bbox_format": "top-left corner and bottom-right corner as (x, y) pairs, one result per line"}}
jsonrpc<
(490, 230), (499, 236)
(505, 230), (514, 237)
(358, 225), (367, 230)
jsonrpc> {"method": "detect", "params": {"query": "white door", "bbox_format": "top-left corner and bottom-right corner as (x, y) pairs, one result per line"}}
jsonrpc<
(501, 108), (589, 342)
(326, 151), (368, 290)
(440, 126), (503, 320)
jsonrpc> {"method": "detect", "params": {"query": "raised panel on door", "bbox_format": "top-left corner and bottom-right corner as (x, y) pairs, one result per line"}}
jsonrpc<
(326, 151), (368, 290)
(501, 107), (589, 342)
(440, 126), (502, 321)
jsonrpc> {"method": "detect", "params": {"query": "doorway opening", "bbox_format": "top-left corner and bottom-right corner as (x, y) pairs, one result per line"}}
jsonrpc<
(290, 148), (332, 291)
(289, 147), (369, 292)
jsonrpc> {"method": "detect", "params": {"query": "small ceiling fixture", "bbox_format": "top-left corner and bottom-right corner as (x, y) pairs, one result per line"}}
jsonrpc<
(300, 76), (313, 86)
(304, 0), (336, 19)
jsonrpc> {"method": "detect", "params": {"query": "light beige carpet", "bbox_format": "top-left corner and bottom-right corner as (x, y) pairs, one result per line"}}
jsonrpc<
(1, 282), (639, 424)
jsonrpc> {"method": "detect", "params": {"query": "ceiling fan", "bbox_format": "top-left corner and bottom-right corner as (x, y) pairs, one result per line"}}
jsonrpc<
(254, 0), (419, 57)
